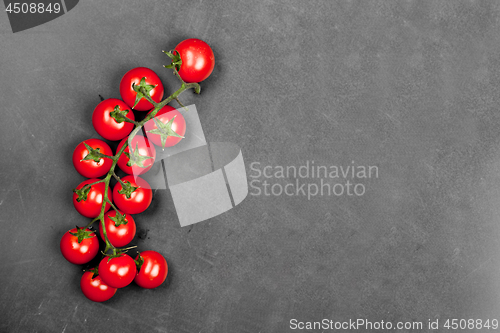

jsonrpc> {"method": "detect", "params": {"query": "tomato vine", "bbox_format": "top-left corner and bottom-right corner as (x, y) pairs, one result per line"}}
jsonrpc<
(62, 38), (215, 301)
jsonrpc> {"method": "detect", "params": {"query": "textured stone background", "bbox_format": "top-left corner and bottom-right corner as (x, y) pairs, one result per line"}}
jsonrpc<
(1, 1), (500, 332)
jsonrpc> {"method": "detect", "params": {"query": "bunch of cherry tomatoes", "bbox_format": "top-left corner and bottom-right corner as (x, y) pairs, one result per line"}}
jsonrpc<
(60, 38), (215, 302)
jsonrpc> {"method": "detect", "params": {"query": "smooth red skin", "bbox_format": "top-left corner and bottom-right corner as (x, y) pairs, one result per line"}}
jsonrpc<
(112, 175), (152, 215)
(143, 106), (186, 148)
(117, 135), (156, 176)
(119, 67), (164, 111)
(98, 253), (137, 289)
(60, 228), (99, 265)
(134, 251), (168, 289)
(99, 210), (136, 248)
(92, 99), (135, 141)
(80, 271), (117, 302)
(73, 179), (112, 218)
(175, 38), (215, 83)
(72, 139), (113, 178)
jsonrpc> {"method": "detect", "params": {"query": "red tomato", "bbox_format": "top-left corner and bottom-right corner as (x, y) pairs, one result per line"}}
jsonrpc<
(72, 138), (113, 178)
(112, 175), (152, 215)
(60, 227), (99, 265)
(143, 105), (186, 149)
(92, 98), (135, 141)
(99, 210), (136, 248)
(80, 269), (117, 302)
(116, 135), (156, 176)
(174, 38), (215, 83)
(98, 253), (137, 288)
(73, 179), (112, 218)
(134, 251), (168, 289)
(119, 67), (164, 111)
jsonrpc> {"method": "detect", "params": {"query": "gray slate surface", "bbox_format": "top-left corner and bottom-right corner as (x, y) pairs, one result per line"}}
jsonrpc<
(1, 1), (500, 332)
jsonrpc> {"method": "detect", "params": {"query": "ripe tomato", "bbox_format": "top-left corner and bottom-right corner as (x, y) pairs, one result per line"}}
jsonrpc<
(143, 105), (186, 149)
(80, 269), (117, 302)
(116, 135), (156, 176)
(73, 179), (112, 218)
(99, 210), (136, 248)
(134, 251), (168, 289)
(98, 253), (137, 288)
(60, 227), (99, 265)
(112, 175), (152, 215)
(72, 138), (113, 178)
(173, 38), (215, 83)
(92, 98), (135, 141)
(120, 67), (164, 111)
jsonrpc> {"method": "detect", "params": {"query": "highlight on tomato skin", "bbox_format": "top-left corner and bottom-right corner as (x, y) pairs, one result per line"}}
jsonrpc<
(134, 251), (168, 289)
(80, 270), (117, 302)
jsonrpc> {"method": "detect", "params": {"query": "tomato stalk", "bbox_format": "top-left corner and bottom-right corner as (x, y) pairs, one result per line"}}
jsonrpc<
(112, 171), (127, 188)
(105, 198), (121, 216)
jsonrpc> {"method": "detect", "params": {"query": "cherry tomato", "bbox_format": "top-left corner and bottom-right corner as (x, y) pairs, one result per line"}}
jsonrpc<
(92, 98), (135, 141)
(72, 139), (113, 178)
(134, 251), (168, 289)
(98, 253), (137, 288)
(117, 135), (156, 176)
(112, 175), (152, 215)
(119, 67), (164, 111)
(99, 210), (136, 248)
(60, 227), (99, 265)
(73, 179), (112, 218)
(173, 38), (215, 83)
(143, 105), (186, 149)
(80, 269), (117, 302)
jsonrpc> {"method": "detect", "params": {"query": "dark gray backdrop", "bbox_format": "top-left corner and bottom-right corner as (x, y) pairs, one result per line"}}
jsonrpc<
(1, 1), (500, 332)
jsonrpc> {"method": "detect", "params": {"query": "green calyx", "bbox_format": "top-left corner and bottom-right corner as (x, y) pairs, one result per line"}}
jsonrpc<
(108, 213), (128, 227)
(103, 251), (123, 263)
(135, 252), (144, 271)
(132, 77), (157, 108)
(118, 181), (139, 199)
(73, 186), (91, 202)
(110, 105), (131, 123)
(81, 143), (104, 163)
(163, 49), (182, 71)
(147, 116), (184, 150)
(125, 142), (153, 168)
(69, 226), (95, 244)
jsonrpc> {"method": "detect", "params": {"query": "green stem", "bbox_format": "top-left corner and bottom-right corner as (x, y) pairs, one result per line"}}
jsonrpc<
(175, 97), (189, 111)
(81, 179), (105, 189)
(105, 198), (121, 216)
(94, 152), (115, 160)
(112, 172), (126, 188)
(86, 216), (100, 229)
(122, 118), (140, 126)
